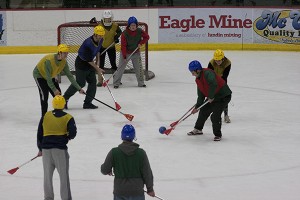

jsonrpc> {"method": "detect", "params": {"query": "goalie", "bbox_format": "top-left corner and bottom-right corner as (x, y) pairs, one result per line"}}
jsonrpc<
(99, 10), (122, 72)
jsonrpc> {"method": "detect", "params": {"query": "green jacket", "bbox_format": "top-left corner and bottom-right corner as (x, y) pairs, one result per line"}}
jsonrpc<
(101, 141), (154, 197)
(196, 69), (232, 108)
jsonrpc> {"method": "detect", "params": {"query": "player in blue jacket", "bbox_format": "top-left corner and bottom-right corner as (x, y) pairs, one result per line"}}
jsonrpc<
(63, 25), (105, 109)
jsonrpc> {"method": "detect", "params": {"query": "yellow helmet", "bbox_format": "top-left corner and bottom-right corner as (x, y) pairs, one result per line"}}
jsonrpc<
(57, 44), (69, 53)
(52, 95), (66, 110)
(213, 49), (224, 61)
(94, 25), (105, 36)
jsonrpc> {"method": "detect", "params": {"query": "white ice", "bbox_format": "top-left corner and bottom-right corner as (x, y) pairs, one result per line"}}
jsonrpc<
(0, 50), (300, 200)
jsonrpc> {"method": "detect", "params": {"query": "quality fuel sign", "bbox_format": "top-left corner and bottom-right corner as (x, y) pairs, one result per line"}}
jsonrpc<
(254, 10), (300, 45)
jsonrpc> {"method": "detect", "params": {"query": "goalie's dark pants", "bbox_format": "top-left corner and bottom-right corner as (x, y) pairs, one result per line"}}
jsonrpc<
(100, 47), (117, 69)
(64, 57), (96, 104)
(195, 95), (231, 137)
(35, 78), (61, 116)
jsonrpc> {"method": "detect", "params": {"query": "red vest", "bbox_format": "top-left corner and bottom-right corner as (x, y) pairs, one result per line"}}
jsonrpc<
(195, 69), (225, 97)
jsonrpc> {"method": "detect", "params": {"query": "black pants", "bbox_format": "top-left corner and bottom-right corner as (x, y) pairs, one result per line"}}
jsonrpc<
(64, 56), (96, 104)
(224, 104), (229, 116)
(35, 78), (61, 116)
(195, 95), (231, 137)
(100, 47), (117, 69)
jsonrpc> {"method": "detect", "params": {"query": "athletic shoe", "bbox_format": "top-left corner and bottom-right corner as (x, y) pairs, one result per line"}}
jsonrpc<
(187, 129), (203, 136)
(97, 82), (103, 87)
(83, 103), (98, 109)
(214, 136), (222, 141)
(139, 84), (146, 87)
(224, 115), (231, 123)
(114, 85), (119, 89)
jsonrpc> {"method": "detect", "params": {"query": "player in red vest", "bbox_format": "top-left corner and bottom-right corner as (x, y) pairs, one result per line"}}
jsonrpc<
(113, 16), (149, 89)
(188, 60), (232, 141)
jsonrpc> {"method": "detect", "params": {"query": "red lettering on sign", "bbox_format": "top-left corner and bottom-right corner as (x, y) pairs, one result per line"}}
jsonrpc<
(159, 15), (252, 31)
(159, 15), (205, 32)
(209, 15), (253, 28)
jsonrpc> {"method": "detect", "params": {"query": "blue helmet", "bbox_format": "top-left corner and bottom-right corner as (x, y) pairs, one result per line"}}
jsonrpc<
(188, 60), (202, 72)
(121, 124), (136, 141)
(128, 16), (138, 26)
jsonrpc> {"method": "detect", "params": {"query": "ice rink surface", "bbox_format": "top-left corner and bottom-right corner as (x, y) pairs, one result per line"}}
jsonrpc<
(0, 50), (300, 200)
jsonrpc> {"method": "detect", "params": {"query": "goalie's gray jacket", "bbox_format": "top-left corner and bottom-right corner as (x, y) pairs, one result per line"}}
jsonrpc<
(101, 141), (154, 197)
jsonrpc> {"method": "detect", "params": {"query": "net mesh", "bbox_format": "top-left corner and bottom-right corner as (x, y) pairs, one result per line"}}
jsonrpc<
(57, 21), (154, 80)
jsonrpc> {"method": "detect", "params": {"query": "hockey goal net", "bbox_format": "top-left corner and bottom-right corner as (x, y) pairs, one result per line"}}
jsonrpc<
(57, 21), (154, 81)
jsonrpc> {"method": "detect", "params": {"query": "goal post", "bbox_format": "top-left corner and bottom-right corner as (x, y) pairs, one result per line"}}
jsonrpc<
(57, 20), (154, 81)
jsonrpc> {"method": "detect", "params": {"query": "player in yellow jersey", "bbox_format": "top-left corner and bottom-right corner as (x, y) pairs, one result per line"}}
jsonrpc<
(208, 49), (232, 123)
(37, 95), (77, 200)
(99, 10), (122, 72)
(33, 44), (85, 116)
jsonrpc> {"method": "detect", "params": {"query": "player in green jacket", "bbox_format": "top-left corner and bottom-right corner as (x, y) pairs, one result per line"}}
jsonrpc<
(188, 60), (232, 141)
(101, 124), (155, 199)
(113, 16), (150, 88)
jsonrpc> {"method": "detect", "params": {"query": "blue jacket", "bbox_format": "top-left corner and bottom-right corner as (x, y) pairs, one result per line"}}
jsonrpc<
(37, 110), (77, 151)
(78, 36), (103, 62)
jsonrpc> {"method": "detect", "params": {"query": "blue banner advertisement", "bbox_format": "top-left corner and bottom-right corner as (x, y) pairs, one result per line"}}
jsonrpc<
(0, 11), (7, 46)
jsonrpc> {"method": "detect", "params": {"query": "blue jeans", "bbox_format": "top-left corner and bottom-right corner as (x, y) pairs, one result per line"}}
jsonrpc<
(114, 195), (145, 200)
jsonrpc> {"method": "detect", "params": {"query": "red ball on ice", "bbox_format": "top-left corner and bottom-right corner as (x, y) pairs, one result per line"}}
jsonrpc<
(159, 126), (166, 134)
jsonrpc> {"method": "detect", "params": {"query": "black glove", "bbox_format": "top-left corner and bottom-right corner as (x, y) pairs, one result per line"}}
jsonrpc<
(89, 17), (97, 24)
(114, 36), (120, 43)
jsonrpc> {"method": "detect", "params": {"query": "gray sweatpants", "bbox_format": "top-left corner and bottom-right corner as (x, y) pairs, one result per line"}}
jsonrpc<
(113, 52), (145, 87)
(42, 148), (72, 200)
